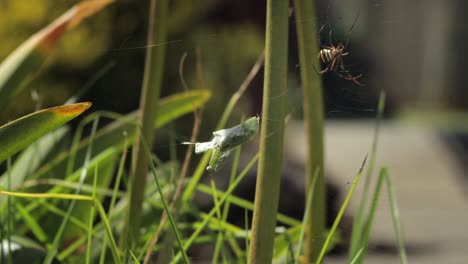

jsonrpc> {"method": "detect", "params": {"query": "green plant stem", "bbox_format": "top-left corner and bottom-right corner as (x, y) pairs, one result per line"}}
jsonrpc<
(247, 0), (288, 263)
(128, 0), (168, 245)
(293, 0), (325, 262)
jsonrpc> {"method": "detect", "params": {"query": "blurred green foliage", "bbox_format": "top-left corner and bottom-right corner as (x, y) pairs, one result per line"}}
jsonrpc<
(0, 0), (111, 122)
(0, 0), (265, 139)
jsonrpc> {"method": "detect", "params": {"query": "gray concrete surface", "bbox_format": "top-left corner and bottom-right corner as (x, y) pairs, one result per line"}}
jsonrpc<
(285, 120), (468, 263)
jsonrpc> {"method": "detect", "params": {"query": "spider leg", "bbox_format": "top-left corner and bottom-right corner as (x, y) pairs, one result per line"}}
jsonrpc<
(336, 71), (364, 86)
(319, 24), (325, 34)
(336, 61), (365, 86)
(312, 64), (329, 75)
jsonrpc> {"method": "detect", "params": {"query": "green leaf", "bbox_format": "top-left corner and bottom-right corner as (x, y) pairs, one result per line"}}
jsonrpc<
(30, 90), (210, 181)
(15, 203), (48, 243)
(0, 0), (113, 110)
(62, 147), (119, 241)
(0, 102), (91, 164)
(0, 127), (69, 191)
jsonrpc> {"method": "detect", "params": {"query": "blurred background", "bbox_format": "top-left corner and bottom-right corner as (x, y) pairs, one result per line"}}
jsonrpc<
(1, 0), (467, 263)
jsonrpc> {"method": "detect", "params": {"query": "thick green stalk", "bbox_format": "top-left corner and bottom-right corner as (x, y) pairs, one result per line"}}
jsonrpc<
(247, 0), (288, 263)
(293, 0), (325, 262)
(128, 0), (168, 244)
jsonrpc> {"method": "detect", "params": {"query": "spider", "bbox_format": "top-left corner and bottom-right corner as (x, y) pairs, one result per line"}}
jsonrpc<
(316, 13), (364, 86)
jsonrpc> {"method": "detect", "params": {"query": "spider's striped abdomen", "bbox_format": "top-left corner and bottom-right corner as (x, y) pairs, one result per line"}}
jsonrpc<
(318, 48), (338, 63)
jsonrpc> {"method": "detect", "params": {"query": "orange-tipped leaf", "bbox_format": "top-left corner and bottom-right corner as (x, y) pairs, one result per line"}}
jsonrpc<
(0, 0), (113, 110)
(0, 102), (91, 164)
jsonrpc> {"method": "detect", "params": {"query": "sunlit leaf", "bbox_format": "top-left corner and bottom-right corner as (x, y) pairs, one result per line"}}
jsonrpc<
(30, 90), (210, 180)
(0, 0), (113, 110)
(0, 102), (91, 164)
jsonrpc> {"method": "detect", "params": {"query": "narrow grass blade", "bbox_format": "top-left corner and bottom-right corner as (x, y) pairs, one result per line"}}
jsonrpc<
(354, 167), (407, 264)
(294, 167), (320, 264)
(273, 225), (301, 260)
(0, 191), (120, 263)
(244, 208), (250, 262)
(213, 146), (242, 263)
(0, 191), (93, 205)
(15, 203), (47, 243)
(316, 155), (368, 264)
(196, 184), (300, 227)
(0, 0), (113, 110)
(0, 103), (91, 164)
(349, 248), (364, 264)
(99, 140), (128, 264)
(128, 0), (169, 246)
(383, 169), (407, 264)
(43, 118), (99, 264)
(172, 154), (259, 264)
(92, 200), (120, 263)
(85, 166), (98, 264)
(349, 91), (385, 260)
(65, 61), (115, 105)
(211, 178), (223, 264)
(129, 249), (140, 263)
(139, 128), (190, 264)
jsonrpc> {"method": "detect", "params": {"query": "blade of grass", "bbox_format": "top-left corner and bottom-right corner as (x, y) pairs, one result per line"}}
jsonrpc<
(316, 155), (368, 264)
(100, 138), (128, 264)
(92, 199), (120, 263)
(15, 203), (47, 243)
(0, 190), (120, 263)
(210, 177), (223, 264)
(244, 208), (249, 263)
(349, 91), (385, 260)
(349, 248), (364, 264)
(384, 169), (407, 264)
(273, 225), (301, 260)
(196, 184), (300, 227)
(85, 165), (98, 264)
(38, 201), (88, 233)
(143, 89), (203, 264)
(17, 146), (120, 225)
(6, 158), (12, 264)
(129, 249), (140, 264)
(248, 0), (288, 262)
(353, 167), (407, 264)
(128, 0), (169, 246)
(213, 146), (242, 263)
(57, 236), (86, 261)
(139, 127), (190, 264)
(293, 0), (326, 261)
(172, 153), (259, 264)
(0, 191), (93, 202)
(294, 167), (320, 264)
(42, 117), (99, 264)
(19, 178), (121, 197)
(65, 61), (115, 105)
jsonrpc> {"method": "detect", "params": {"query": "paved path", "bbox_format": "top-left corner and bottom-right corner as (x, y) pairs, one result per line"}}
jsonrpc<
(285, 121), (468, 263)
